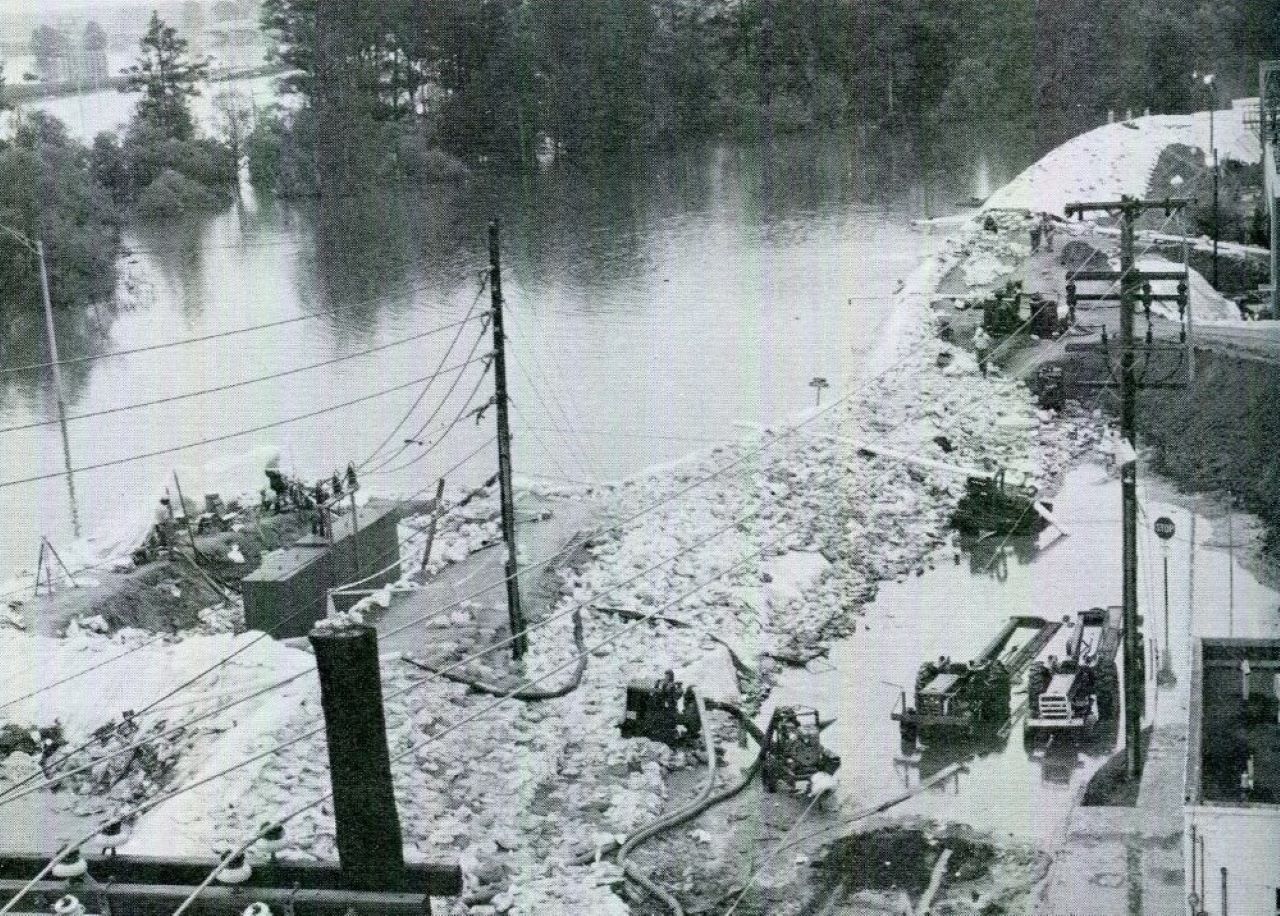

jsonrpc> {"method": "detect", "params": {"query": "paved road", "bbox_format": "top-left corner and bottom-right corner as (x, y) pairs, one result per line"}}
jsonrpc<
(371, 493), (596, 657)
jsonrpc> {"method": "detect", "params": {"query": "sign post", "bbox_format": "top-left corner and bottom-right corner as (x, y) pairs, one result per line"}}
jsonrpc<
(1154, 516), (1177, 686)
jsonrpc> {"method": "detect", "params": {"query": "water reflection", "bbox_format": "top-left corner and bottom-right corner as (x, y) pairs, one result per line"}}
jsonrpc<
(2, 132), (980, 576)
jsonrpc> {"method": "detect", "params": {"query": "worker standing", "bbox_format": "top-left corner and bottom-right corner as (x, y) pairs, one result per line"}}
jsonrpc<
(973, 325), (993, 377)
(1043, 214), (1056, 251)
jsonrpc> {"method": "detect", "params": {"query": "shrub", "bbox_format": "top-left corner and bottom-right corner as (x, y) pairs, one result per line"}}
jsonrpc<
(133, 168), (226, 219)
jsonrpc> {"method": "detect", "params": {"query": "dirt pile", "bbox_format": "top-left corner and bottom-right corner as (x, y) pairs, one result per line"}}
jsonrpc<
(804, 823), (1049, 916)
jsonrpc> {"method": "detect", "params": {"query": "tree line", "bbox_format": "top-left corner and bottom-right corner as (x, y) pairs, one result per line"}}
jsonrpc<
(0, 13), (240, 321)
(250, 0), (1280, 192)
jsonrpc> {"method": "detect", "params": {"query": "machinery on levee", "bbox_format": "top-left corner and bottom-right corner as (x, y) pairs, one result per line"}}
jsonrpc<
(1034, 365), (1066, 411)
(893, 616), (1062, 741)
(952, 468), (1052, 537)
(761, 706), (841, 793)
(621, 677), (841, 793)
(621, 671), (705, 751)
(1024, 606), (1124, 739)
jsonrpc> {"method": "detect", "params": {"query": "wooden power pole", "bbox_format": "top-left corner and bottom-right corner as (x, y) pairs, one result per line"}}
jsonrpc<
(488, 220), (528, 660)
(1064, 195), (1188, 779)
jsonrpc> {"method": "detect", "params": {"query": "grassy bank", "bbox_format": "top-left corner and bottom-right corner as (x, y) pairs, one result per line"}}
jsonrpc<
(1060, 348), (1280, 562)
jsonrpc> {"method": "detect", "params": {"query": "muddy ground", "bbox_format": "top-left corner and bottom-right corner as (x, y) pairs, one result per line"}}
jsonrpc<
(9, 503), (359, 636)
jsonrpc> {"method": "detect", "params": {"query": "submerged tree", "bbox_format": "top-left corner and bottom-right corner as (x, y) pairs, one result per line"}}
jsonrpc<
(121, 12), (209, 141)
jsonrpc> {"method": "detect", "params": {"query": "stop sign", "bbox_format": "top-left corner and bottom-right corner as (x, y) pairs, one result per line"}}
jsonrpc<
(1154, 516), (1176, 540)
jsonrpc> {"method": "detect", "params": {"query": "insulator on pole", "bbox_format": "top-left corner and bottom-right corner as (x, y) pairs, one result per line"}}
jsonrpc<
(51, 846), (88, 880)
(215, 850), (253, 885)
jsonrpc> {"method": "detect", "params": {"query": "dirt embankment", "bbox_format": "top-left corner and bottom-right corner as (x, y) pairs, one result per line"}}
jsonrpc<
(13, 506), (317, 636)
(1054, 346), (1280, 571)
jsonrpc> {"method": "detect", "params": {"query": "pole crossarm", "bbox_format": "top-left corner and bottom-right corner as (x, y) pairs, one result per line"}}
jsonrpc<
(0, 853), (460, 915)
(1064, 197), (1192, 218)
(1073, 293), (1186, 303)
(1072, 270), (1188, 282)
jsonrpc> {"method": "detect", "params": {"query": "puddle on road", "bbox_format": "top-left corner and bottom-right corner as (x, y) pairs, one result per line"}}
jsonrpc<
(767, 461), (1280, 842)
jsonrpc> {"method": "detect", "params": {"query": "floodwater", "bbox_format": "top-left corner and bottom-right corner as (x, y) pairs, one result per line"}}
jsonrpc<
(0, 85), (992, 581)
(0, 73), (285, 143)
(768, 461), (1280, 844)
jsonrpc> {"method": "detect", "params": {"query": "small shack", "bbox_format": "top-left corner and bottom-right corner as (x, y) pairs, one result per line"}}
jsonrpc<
(242, 501), (401, 638)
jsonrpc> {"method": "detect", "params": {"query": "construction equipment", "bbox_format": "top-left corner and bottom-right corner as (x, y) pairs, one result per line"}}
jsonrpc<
(951, 468), (1051, 536)
(982, 284), (1023, 338)
(1029, 294), (1062, 339)
(620, 672), (702, 751)
(1034, 365), (1066, 411)
(761, 706), (841, 793)
(1025, 606), (1124, 738)
(893, 616), (1061, 741)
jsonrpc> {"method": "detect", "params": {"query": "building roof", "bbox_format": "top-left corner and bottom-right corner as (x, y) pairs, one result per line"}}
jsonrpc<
(1187, 638), (1280, 809)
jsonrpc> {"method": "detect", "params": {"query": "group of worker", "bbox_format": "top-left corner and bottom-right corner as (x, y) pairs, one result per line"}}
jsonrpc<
(1030, 212), (1057, 252)
(261, 464), (361, 539)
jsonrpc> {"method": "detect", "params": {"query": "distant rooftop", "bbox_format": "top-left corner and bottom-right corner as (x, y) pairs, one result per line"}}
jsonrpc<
(1188, 638), (1280, 808)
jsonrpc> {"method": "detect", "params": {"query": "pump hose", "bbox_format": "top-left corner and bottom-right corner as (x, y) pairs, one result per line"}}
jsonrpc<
(575, 699), (773, 914)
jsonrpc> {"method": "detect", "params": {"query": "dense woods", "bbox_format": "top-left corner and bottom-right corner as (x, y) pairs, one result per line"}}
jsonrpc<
(248, 0), (1280, 195)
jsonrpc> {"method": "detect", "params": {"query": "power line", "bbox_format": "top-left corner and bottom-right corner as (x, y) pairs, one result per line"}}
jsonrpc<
(358, 277), (488, 469)
(169, 512), (807, 916)
(506, 399), (584, 486)
(364, 329), (494, 475)
(0, 633), (170, 715)
(13, 297), (956, 878)
(5, 495), (798, 916)
(0, 314), (482, 435)
(2, 316), (945, 897)
(366, 365), (493, 477)
(1, 282), (961, 871)
(518, 423), (725, 445)
(0, 271), (479, 378)
(501, 324), (600, 481)
(0, 358), (489, 491)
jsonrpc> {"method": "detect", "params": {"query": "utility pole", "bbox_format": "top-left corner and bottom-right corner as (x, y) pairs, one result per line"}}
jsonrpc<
(309, 621), (404, 891)
(1188, 504), (1197, 664)
(1227, 493), (1235, 636)
(1211, 115), (1219, 290)
(36, 239), (82, 538)
(1064, 194), (1189, 779)
(1181, 233), (1196, 382)
(488, 220), (527, 660)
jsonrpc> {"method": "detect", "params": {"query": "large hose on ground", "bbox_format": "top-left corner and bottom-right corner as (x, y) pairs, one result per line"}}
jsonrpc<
(400, 606), (587, 701)
(576, 699), (773, 914)
(615, 693), (718, 916)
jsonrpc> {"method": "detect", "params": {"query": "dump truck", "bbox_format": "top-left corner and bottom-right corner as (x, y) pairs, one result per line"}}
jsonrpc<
(952, 468), (1052, 536)
(893, 615), (1062, 741)
(1025, 606), (1124, 737)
